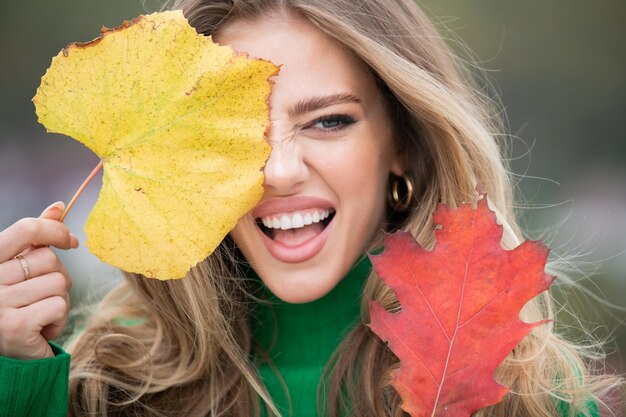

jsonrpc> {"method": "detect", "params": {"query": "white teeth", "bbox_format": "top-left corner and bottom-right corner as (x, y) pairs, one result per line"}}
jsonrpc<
(260, 209), (333, 231)
(292, 213), (304, 228)
(279, 215), (292, 230)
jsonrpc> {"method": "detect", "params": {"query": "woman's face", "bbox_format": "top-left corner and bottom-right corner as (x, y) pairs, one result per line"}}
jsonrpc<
(220, 14), (402, 303)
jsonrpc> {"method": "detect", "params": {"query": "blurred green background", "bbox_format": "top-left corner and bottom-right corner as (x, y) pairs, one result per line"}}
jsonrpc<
(0, 0), (624, 386)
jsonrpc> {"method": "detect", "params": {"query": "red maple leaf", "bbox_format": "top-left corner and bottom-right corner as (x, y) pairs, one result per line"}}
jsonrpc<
(368, 198), (555, 417)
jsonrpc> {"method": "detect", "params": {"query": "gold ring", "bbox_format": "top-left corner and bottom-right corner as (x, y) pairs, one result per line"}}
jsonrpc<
(15, 255), (31, 280)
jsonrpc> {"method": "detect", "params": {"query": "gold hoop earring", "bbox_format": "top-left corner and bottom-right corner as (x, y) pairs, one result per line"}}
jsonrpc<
(387, 174), (414, 212)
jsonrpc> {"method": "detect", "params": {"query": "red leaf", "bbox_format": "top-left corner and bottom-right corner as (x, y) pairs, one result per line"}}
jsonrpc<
(368, 198), (555, 417)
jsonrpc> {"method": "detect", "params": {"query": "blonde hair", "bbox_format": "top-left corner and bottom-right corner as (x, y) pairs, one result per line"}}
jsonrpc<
(68, 1), (622, 416)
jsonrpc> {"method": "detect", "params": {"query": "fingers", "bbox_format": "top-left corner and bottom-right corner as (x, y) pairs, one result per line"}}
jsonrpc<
(41, 321), (65, 342)
(18, 201), (79, 255)
(0, 247), (71, 287)
(0, 214), (79, 263)
(39, 201), (65, 221)
(2, 272), (71, 308)
(0, 268), (71, 359)
(0, 296), (67, 360)
(23, 296), (69, 339)
(0, 202), (77, 360)
(39, 296), (70, 342)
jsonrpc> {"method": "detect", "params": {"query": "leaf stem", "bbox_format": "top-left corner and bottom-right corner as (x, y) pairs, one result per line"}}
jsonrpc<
(60, 160), (104, 222)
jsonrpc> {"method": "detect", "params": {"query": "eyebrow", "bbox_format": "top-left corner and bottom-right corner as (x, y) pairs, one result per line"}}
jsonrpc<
(289, 93), (361, 118)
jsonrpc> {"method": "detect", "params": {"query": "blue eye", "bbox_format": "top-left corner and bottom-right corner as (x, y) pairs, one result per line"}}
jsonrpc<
(310, 114), (356, 131)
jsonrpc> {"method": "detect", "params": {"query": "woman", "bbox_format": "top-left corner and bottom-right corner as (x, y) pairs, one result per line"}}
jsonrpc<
(0, 0), (620, 416)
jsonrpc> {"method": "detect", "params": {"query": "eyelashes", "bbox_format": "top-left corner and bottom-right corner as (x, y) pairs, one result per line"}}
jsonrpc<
(305, 114), (356, 133)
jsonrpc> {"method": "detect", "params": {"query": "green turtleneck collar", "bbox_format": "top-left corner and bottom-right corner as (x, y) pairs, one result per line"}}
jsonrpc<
(247, 256), (371, 417)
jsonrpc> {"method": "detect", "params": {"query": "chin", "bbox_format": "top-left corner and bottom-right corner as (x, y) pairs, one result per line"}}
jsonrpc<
(254, 260), (347, 304)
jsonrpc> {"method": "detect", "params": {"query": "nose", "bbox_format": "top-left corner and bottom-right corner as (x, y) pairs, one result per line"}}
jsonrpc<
(263, 131), (308, 194)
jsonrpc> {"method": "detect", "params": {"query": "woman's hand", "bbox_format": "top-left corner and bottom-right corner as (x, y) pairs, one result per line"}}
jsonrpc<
(0, 202), (79, 360)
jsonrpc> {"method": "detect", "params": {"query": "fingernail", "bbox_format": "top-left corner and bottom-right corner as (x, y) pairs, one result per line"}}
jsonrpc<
(45, 201), (65, 212)
(70, 233), (80, 248)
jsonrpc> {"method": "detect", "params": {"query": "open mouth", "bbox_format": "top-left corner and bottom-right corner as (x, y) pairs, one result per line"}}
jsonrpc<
(256, 209), (336, 246)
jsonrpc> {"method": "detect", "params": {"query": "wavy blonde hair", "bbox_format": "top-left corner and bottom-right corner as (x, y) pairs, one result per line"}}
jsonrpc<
(67, 0), (622, 416)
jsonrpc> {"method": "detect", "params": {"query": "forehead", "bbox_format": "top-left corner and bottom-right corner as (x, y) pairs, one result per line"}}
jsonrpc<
(215, 14), (377, 103)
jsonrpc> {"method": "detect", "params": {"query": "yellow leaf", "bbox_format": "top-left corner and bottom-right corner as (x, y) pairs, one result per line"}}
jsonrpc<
(33, 11), (278, 279)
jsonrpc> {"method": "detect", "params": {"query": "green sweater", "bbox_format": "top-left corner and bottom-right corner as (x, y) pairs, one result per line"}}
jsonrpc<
(0, 342), (69, 417)
(250, 256), (370, 417)
(0, 258), (600, 417)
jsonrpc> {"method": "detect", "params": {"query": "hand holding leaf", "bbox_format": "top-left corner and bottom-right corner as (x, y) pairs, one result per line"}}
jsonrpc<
(33, 11), (278, 279)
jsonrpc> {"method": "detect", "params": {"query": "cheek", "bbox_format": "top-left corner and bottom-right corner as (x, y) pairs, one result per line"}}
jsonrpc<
(320, 142), (392, 199)
(312, 140), (392, 242)
(229, 217), (255, 255)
